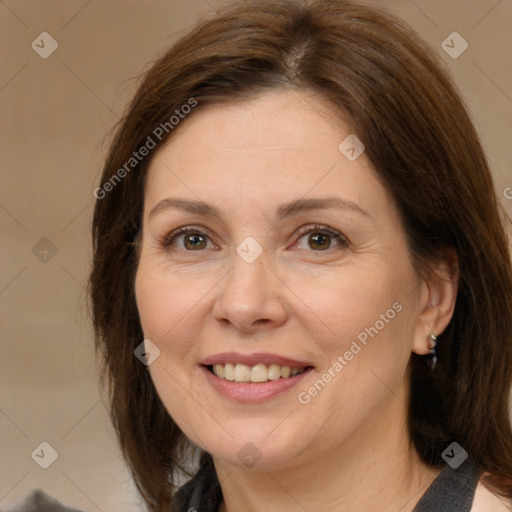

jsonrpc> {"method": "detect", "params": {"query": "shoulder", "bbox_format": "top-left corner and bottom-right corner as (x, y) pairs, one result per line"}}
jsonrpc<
(471, 478), (512, 512)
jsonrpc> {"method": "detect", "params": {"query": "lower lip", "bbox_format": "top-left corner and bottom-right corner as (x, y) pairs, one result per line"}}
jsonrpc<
(202, 366), (313, 402)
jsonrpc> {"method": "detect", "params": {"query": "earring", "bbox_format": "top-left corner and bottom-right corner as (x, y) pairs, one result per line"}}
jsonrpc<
(427, 333), (437, 368)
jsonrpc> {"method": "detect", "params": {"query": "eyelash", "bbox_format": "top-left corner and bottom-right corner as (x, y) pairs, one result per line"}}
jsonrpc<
(162, 224), (349, 251)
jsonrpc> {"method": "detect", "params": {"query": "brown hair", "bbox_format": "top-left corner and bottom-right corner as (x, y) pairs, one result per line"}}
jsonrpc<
(89, 0), (512, 509)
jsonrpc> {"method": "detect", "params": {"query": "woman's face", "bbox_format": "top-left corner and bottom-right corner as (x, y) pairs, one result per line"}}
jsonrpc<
(135, 90), (428, 470)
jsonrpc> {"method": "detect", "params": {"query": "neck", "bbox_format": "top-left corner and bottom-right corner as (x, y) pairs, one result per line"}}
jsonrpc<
(213, 382), (439, 512)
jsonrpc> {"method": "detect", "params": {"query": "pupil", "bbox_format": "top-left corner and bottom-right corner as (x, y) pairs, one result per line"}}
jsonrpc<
(186, 234), (205, 249)
(309, 232), (330, 250)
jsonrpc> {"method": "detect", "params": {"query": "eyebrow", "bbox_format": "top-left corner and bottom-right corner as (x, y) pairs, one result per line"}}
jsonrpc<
(148, 196), (371, 222)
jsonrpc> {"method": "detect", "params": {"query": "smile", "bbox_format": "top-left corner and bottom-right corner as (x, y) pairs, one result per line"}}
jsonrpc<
(210, 363), (307, 383)
(201, 352), (314, 401)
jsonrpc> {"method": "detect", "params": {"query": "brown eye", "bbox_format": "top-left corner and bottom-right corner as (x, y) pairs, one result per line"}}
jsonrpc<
(164, 228), (214, 251)
(295, 225), (347, 251)
(308, 232), (331, 250)
(183, 233), (207, 250)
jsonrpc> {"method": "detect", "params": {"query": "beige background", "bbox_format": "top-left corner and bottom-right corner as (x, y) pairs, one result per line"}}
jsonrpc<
(1, 0), (511, 511)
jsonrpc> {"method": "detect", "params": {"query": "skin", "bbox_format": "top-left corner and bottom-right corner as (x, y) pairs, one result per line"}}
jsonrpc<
(135, 90), (462, 511)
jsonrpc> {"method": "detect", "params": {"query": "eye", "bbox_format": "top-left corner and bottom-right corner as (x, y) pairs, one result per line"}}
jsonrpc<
(163, 227), (215, 251)
(162, 225), (347, 252)
(294, 225), (348, 251)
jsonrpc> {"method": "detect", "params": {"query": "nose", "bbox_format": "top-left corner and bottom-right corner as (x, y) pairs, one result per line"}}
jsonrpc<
(212, 252), (287, 334)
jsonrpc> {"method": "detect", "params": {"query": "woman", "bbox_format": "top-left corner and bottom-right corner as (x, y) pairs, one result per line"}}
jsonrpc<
(89, 1), (512, 511)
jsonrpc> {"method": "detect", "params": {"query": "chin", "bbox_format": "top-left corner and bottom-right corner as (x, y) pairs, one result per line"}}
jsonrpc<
(196, 419), (317, 471)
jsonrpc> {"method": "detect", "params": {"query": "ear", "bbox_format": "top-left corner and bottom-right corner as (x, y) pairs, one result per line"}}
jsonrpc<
(411, 248), (459, 356)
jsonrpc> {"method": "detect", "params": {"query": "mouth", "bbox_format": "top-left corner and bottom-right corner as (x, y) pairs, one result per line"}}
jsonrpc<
(207, 363), (309, 383)
(200, 353), (314, 402)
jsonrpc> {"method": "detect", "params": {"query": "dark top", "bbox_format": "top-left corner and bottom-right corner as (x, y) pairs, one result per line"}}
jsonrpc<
(8, 458), (481, 512)
(173, 457), (482, 512)
(413, 458), (481, 511)
(4, 489), (84, 512)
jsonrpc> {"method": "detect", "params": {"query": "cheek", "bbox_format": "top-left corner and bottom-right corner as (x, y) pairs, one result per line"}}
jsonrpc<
(291, 274), (414, 436)
(135, 264), (212, 439)
(135, 261), (206, 363)
(287, 262), (411, 353)
(286, 262), (418, 423)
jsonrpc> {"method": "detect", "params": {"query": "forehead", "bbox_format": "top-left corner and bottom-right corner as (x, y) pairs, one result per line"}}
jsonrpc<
(144, 90), (390, 217)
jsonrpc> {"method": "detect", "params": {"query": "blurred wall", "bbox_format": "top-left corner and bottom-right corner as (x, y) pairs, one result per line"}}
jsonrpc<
(1, 0), (511, 510)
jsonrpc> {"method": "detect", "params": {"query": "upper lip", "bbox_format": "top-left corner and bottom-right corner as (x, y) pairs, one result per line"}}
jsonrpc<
(201, 352), (313, 368)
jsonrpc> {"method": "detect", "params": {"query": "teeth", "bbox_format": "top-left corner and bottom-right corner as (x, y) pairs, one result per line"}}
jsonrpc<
(234, 364), (251, 382)
(281, 366), (291, 378)
(214, 364), (225, 379)
(223, 363), (235, 381)
(251, 364), (268, 383)
(268, 364), (281, 381)
(211, 363), (306, 383)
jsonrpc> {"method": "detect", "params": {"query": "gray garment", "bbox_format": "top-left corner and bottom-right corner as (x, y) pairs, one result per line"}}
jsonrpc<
(3, 490), (84, 512)
(174, 457), (482, 512)
(412, 458), (481, 512)
(5, 459), (481, 512)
